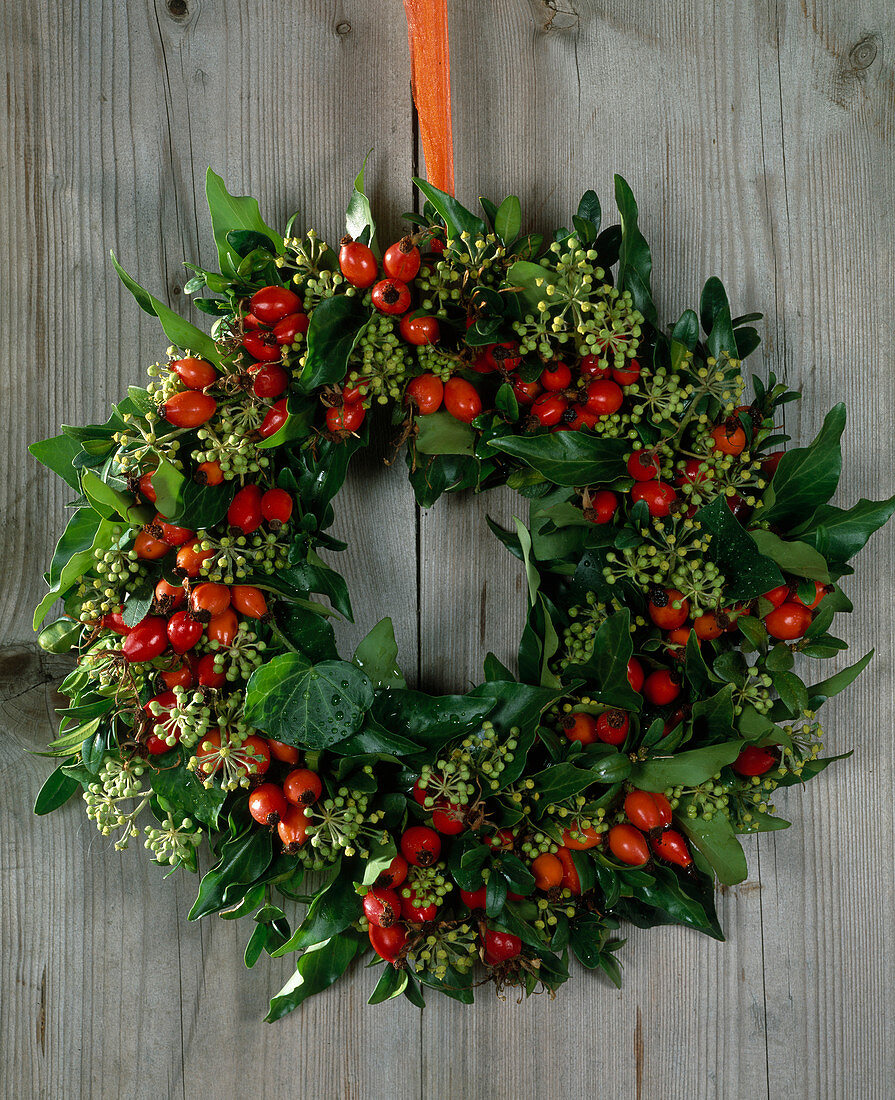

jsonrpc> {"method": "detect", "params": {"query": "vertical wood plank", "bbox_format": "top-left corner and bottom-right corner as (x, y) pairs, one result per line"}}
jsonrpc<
(0, 2), (421, 1097)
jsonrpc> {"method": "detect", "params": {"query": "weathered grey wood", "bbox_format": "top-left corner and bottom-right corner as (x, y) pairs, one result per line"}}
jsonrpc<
(4, 0), (895, 1097)
(0, 3), (420, 1098)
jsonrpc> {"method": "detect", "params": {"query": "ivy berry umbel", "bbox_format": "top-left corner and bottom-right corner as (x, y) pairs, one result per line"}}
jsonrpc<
(30, 168), (895, 1021)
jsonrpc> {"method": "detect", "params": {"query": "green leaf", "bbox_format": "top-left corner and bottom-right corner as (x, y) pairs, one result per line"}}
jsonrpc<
(35, 511), (116, 629)
(671, 309), (699, 352)
(371, 688), (494, 746)
(255, 394), (316, 451)
(807, 650), (873, 706)
(415, 410), (476, 456)
(487, 433), (628, 488)
(631, 742), (742, 790)
(37, 618), (82, 655)
(678, 809), (748, 885)
(614, 175), (657, 327)
(369, 965), (408, 1004)
(562, 609), (641, 711)
(205, 167), (283, 278)
(110, 252), (221, 365)
(748, 530), (830, 583)
(699, 276), (737, 362)
(495, 195), (522, 244)
(29, 434), (82, 491)
(628, 866), (724, 939)
(34, 763), (81, 815)
(761, 405), (847, 528)
(189, 828), (273, 920)
(149, 755), (227, 829)
(797, 495), (895, 565)
(244, 655), (373, 749)
(299, 295), (371, 391)
(346, 152), (378, 255)
(772, 669), (809, 716)
(691, 683), (737, 740)
(695, 495), (784, 599)
(80, 470), (148, 525)
(266, 935), (361, 1021)
(353, 617), (406, 690)
(271, 869), (360, 954)
(413, 177), (485, 239)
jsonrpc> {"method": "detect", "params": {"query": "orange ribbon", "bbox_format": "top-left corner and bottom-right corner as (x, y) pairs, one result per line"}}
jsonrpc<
(403, 0), (454, 196)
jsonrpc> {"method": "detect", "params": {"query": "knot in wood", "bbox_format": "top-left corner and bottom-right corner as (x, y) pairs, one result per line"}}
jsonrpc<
(849, 36), (878, 71)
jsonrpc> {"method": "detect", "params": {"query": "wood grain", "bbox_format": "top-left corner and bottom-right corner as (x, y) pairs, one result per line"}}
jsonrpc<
(2, 0), (895, 1097)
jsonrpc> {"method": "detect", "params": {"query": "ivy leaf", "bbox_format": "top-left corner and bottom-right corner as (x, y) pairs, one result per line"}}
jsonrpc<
(748, 530), (831, 583)
(110, 252), (221, 365)
(699, 276), (737, 362)
(299, 295), (371, 392)
(353, 617), (406, 690)
(189, 827), (273, 920)
(266, 935), (361, 1021)
(412, 177), (485, 239)
(205, 167), (283, 278)
(149, 751), (227, 828)
(488, 432), (628, 487)
(760, 404), (847, 528)
(345, 151), (378, 255)
(244, 655), (373, 748)
(371, 688), (494, 747)
(614, 175), (657, 327)
(677, 808), (748, 886)
(807, 650), (873, 707)
(690, 683), (737, 741)
(562, 609), (642, 711)
(796, 495), (895, 566)
(415, 410), (477, 456)
(630, 741), (742, 791)
(29, 434), (83, 491)
(695, 495), (783, 599)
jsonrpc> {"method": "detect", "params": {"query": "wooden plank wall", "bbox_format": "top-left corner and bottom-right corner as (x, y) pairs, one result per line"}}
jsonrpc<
(2, 2), (894, 1097)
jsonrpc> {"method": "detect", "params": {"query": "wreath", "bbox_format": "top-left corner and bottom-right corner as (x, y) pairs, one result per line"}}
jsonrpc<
(31, 169), (895, 1019)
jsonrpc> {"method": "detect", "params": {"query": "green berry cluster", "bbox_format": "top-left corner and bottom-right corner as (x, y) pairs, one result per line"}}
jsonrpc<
(144, 813), (202, 869)
(406, 921), (478, 981)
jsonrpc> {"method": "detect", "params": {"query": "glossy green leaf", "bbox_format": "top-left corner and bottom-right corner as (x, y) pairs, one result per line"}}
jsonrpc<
(761, 405), (846, 528)
(266, 935), (361, 1021)
(797, 494), (895, 565)
(189, 828), (273, 920)
(677, 809), (748, 886)
(345, 152), (378, 255)
(748, 529), (830, 583)
(695, 495), (784, 599)
(205, 167), (283, 278)
(630, 741), (741, 791)
(299, 294), (371, 392)
(415, 410), (477, 456)
(29, 434), (82, 491)
(34, 763), (81, 815)
(488, 432), (628, 488)
(353, 617), (406, 690)
(244, 654), (373, 749)
(614, 175), (657, 327)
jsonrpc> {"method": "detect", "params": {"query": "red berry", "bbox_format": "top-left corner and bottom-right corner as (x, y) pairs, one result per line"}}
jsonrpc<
(206, 608), (239, 647)
(733, 745), (779, 776)
(431, 803), (466, 835)
(174, 539), (213, 579)
(482, 929), (522, 964)
(166, 610), (204, 655)
(383, 237), (421, 282)
(443, 377), (482, 423)
(138, 470), (157, 503)
(122, 617), (168, 663)
(283, 768), (323, 805)
(242, 330), (283, 362)
(400, 825), (441, 867)
(267, 738), (301, 765)
(531, 392), (568, 427)
(710, 421), (748, 456)
(627, 450), (661, 481)
(155, 579), (186, 611)
(648, 588), (690, 630)
(326, 401), (366, 433)
(252, 364), (290, 399)
(632, 480), (677, 517)
(399, 314), (440, 346)
(101, 611), (131, 635)
(531, 852), (564, 890)
(650, 829), (692, 867)
(402, 890), (438, 922)
(259, 398), (288, 438)
(228, 484), (263, 534)
(189, 582), (230, 620)
(555, 847), (581, 895)
(194, 652), (226, 688)
(152, 515), (194, 548)
(248, 783), (288, 826)
(460, 886), (487, 910)
(608, 823), (650, 866)
(579, 354), (611, 379)
(596, 709), (629, 746)
(171, 356), (217, 390)
(512, 377), (541, 406)
(363, 888), (403, 928)
(339, 238), (378, 288)
(765, 602), (812, 640)
(230, 585), (268, 619)
(368, 922), (407, 963)
(627, 658), (645, 693)
(540, 362), (572, 390)
(273, 312), (309, 345)
(371, 278), (411, 315)
(584, 379), (624, 416)
(643, 669), (682, 705)
(624, 789), (663, 832)
(277, 804), (309, 850)
(480, 342), (521, 373)
(561, 712), (599, 745)
(163, 391), (217, 428)
(587, 490), (618, 524)
(405, 373), (444, 414)
(261, 487), (293, 525)
(375, 855), (408, 890)
(249, 286), (302, 325)
(612, 358), (641, 386)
